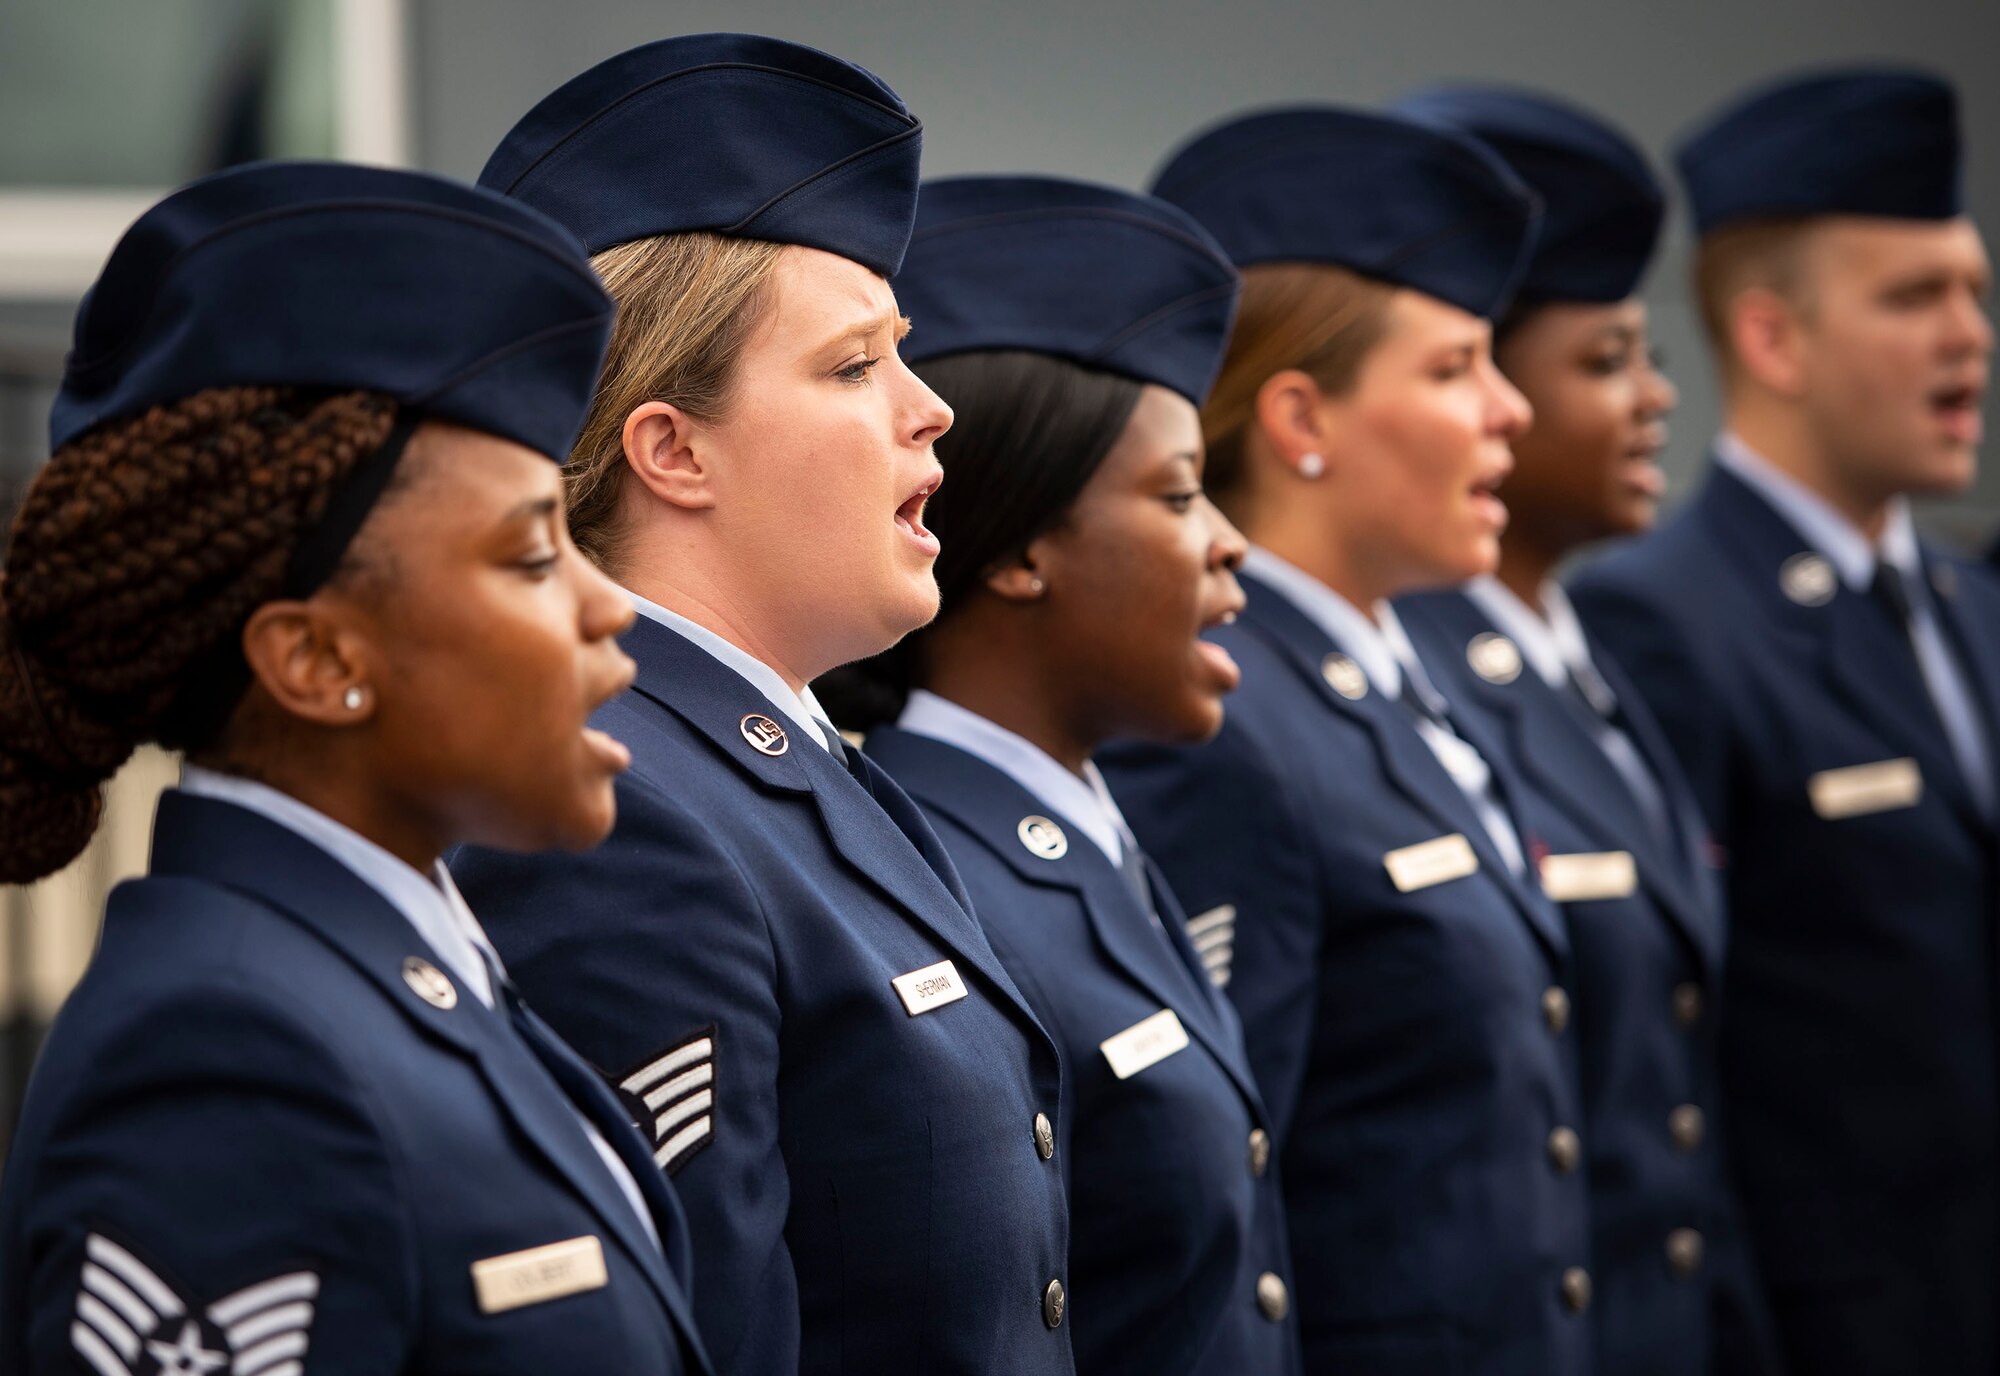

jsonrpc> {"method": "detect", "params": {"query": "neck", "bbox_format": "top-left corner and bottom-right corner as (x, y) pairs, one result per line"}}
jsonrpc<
(215, 744), (446, 876)
(1493, 527), (1562, 617)
(621, 561), (813, 696)
(1730, 399), (1891, 541)
(922, 611), (1097, 775)
(1248, 515), (1389, 621)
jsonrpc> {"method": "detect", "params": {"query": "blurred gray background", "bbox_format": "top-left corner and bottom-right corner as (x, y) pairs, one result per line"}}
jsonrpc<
(0, 0), (1996, 1150)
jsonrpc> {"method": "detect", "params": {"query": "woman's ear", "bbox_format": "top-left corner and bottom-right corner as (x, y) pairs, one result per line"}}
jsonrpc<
(1254, 368), (1336, 478)
(984, 546), (1051, 603)
(624, 401), (718, 511)
(238, 598), (378, 727)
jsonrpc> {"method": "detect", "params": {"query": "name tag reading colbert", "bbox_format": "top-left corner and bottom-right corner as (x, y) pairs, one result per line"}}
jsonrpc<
(471, 1236), (607, 1315)
(1539, 850), (1638, 902)
(1809, 758), (1922, 820)
(1101, 1008), (1189, 1080)
(893, 959), (969, 1016)
(1383, 834), (1480, 893)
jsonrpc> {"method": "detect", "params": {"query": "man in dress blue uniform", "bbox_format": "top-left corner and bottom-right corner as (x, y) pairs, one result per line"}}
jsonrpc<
(1571, 68), (1999, 1376)
(1, 163), (709, 1376)
(452, 36), (1073, 1376)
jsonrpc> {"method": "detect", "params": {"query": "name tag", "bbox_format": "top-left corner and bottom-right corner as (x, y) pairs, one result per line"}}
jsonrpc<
(1383, 834), (1479, 893)
(1100, 1008), (1189, 1080)
(1539, 850), (1638, 902)
(892, 959), (969, 1016)
(471, 1236), (607, 1315)
(1808, 758), (1922, 820)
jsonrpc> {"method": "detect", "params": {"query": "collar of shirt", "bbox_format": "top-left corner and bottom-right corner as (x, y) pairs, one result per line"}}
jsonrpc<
(897, 689), (1130, 865)
(626, 589), (831, 751)
(1714, 431), (1923, 590)
(1465, 576), (1571, 689)
(1242, 546), (1403, 698)
(179, 764), (501, 1008)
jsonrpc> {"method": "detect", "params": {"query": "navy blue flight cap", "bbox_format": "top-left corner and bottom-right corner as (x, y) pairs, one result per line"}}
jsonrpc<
(480, 33), (923, 276)
(1395, 85), (1665, 305)
(895, 176), (1241, 405)
(1677, 67), (1963, 236)
(50, 160), (613, 458)
(1151, 105), (1541, 320)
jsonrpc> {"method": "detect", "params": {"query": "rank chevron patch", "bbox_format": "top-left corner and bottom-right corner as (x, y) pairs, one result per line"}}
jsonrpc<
(616, 1025), (717, 1176)
(1186, 904), (1237, 988)
(70, 1231), (319, 1376)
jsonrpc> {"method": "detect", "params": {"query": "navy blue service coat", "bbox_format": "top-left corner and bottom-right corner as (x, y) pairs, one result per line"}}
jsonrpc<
(452, 615), (1074, 1376)
(0, 792), (709, 1376)
(866, 726), (1303, 1376)
(1399, 589), (1781, 1376)
(1571, 461), (2000, 1376)
(1100, 572), (1593, 1376)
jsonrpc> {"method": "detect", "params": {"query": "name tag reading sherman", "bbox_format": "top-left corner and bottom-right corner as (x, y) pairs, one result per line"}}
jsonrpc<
(892, 959), (970, 1016)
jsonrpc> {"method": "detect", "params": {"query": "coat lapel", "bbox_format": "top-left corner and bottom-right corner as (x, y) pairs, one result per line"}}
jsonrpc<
(1412, 592), (1722, 974)
(1703, 467), (1983, 829)
(146, 792), (697, 1331)
(866, 727), (1268, 1119)
(1236, 573), (1569, 963)
(618, 615), (1039, 1031)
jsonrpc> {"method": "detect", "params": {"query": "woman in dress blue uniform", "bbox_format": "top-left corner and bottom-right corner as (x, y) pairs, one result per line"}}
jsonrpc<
(0, 163), (708, 1375)
(1388, 86), (1781, 1376)
(822, 175), (1301, 1376)
(1097, 108), (1598, 1376)
(449, 36), (1072, 1376)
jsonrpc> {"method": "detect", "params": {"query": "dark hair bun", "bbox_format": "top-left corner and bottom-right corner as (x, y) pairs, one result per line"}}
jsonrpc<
(0, 609), (115, 883)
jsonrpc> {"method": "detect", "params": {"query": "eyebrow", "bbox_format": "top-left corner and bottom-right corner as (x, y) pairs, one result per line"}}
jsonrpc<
(815, 311), (910, 356)
(502, 495), (561, 523)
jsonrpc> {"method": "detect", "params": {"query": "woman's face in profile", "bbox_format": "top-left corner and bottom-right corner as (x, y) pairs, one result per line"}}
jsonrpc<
(332, 424), (638, 854)
(699, 246), (955, 673)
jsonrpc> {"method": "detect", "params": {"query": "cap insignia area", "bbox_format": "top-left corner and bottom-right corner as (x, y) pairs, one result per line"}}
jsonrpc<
(740, 713), (790, 756)
(1017, 815), (1069, 860)
(1467, 632), (1523, 685)
(1321, 653), (1369, 700)
(1780, 552), (1837, 607)
(401, 955), (457, 1010)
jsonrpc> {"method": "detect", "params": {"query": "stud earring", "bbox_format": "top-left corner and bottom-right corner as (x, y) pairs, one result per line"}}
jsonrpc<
(343, 687), (365, 711)
(1297, 453), (1326, 479)
(1029, 577), (1046, 594)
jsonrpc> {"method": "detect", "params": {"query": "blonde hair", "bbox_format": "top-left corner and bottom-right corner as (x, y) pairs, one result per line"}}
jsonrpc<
(1693, 218), (1815, 368)
(1201, 262), (1397, 510)
(567, 231), (788, 572)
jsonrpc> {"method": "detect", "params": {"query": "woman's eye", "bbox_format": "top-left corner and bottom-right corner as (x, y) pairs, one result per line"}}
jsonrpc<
(1586, 351), (1631, 375)
(836, 357), (882, 384)
(1163, 490), (1201, 513)
(516, 553), (560, 578)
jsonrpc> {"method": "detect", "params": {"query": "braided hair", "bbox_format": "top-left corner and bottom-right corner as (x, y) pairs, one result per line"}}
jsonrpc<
(0, 386), (397, 884)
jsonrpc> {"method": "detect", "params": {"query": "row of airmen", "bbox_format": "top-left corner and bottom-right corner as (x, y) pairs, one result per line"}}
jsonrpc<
(0, 30), (1993, 1376)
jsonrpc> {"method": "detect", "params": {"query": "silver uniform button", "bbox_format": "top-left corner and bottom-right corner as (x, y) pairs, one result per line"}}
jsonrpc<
(1256, 1271), (1290, 1322)
(1321, 653), (1369, 700)
(401, 956), (457, 1010)
(1780, 552), (1837, 607)
(1033, 1112), (1055, 1161)
(1666, 1227), (1705, 1277)
(1669, 1104), (1707, 1153)
(1560, 1267), (1593, 1314)
(1547, 1126), (1582, 1175)
(1043, 1279), (1066, 1329)
(1248, 1128), (1271, 1178)
(1467, 632), (1523, 685)
(1673, 982), (1704, 1029)
(1542, 986), (1571, 1034)
(1018, 815), (1069, 861)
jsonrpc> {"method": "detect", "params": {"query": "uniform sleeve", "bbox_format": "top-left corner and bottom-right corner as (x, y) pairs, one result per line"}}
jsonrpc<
(450, 771), (794, 1375)
(1568, 576), (1734, 841)
(1100, 720), (1325, 1144)
(14, 987), (415, 1376)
